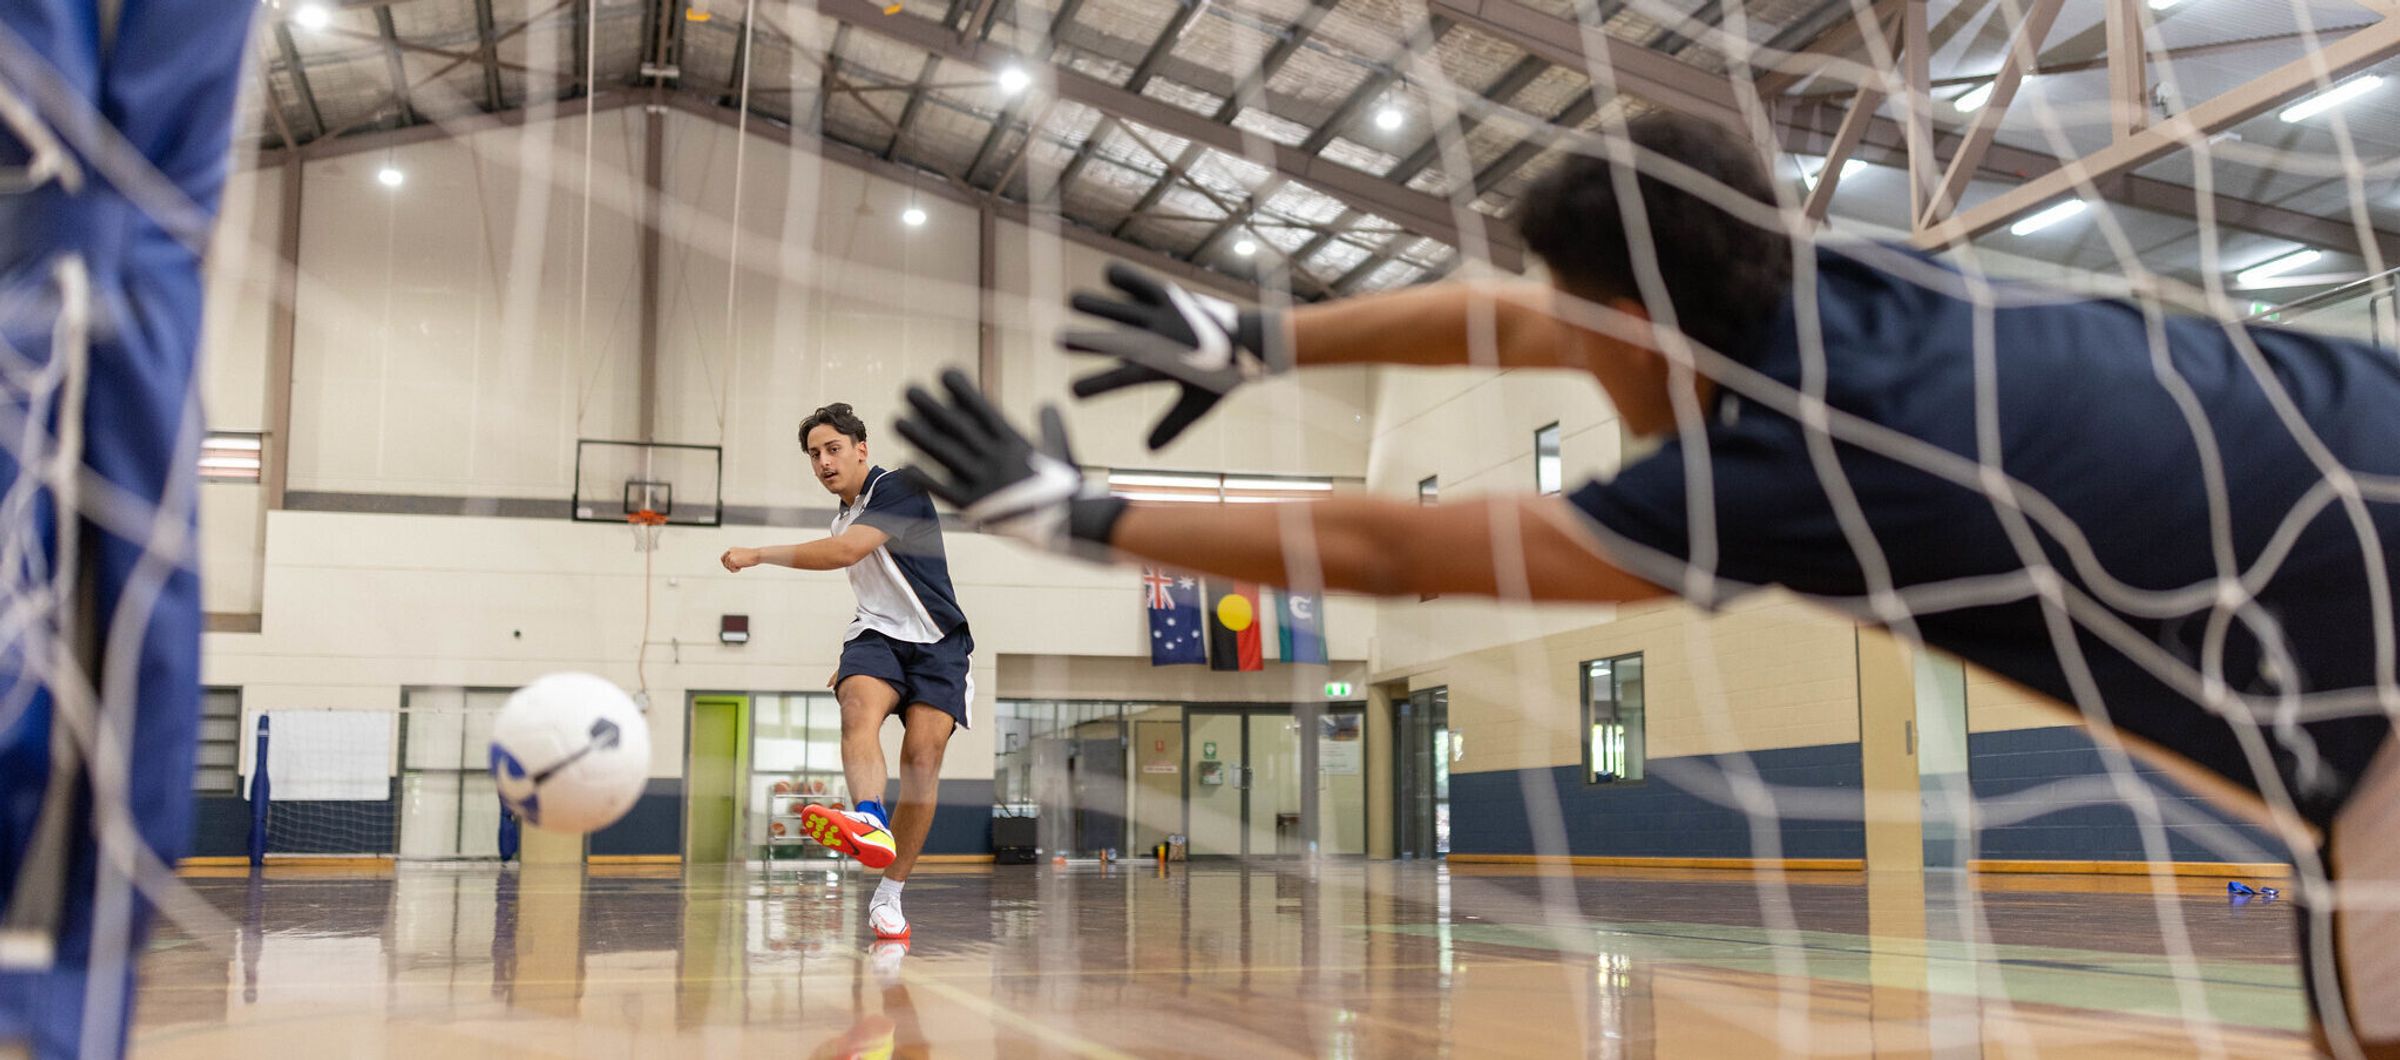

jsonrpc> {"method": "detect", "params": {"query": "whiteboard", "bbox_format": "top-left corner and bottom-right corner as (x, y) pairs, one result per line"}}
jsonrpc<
(262, 711), (394, 801)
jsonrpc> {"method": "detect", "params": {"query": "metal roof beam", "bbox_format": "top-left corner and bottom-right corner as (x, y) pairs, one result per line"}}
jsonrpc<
(1424, 0), (1747, 129)
(659, 91), (1253, 297)
(1048, 0), (1208, 201)
(961, 0), (1087, 185)
(812, 0), (1519, 266)
(1184, 17), (1453, 266)
(374, 7), (419, 127)
(473, 0), (507, 110)
(1915, 15), (2400, 249)
(1106, 0), (1339, 234)
(273, 23), (329, 139)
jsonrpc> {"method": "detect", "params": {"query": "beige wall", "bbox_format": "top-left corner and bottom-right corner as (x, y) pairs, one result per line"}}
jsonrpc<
(203, 509), (1374, 787)
(285, 111), (647, 498)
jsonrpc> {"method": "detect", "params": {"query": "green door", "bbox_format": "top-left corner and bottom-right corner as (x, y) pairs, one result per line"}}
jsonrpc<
(684, 695), (750, 864)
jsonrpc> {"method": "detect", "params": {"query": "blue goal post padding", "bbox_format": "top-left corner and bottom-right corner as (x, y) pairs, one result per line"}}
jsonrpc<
(0, 0), (255, 1055)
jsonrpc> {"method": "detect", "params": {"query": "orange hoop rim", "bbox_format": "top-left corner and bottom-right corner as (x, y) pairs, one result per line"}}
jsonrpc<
(627, 509), (668, 526)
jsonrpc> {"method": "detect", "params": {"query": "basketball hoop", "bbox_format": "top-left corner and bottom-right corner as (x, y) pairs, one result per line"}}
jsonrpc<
(627, 509), (667, 552)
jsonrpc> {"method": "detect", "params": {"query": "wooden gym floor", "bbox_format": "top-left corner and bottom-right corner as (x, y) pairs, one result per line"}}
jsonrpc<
(132, 861), (2309, 1057)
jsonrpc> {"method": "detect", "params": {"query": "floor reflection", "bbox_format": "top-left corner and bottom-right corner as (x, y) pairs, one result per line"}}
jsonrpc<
(134, 862), (2311, 1057)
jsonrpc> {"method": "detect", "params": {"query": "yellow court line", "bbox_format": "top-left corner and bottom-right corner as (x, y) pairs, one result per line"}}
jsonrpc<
(1970, 859), (2292, 878)
(1447, 854), (1866, 871)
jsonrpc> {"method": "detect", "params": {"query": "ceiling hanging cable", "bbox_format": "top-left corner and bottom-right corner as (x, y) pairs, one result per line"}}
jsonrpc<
(572, 0), (604, 429)
(716, 0), (757, 442)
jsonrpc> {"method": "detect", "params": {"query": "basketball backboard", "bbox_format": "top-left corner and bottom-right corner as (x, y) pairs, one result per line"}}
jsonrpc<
(572, 440), (723, 526)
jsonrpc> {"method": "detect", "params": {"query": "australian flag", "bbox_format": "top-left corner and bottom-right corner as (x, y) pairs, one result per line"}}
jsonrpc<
(1145, 568), (1207, 665)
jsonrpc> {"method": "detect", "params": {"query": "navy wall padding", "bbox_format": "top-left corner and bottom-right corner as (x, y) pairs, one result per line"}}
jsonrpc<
(923, 780), (997, 855)
(1448, 742), (1865, 859)
(1968, 726), (2291, 863)
(588, 779), (684, 857)
(187, 796), (254, 857)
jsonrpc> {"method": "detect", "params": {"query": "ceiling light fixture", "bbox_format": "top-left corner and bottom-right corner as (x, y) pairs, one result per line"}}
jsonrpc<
(1233, 238), (1258, 257)
(2280, 75), (2383, 123)
(2235, 248), (2324, 287)
(997, 66), (1031, 96)
(1374, 104), (1404, 131)
(902, 206), (927, 227)
(376, 167), (404, 188)
(293, 3), (329, 28)
(2008, 199), (2087, 237)
(1802, 157), (1866, 187)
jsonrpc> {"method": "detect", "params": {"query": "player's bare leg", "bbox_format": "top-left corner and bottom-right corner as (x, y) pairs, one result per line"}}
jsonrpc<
(867, 706), (952, 941)
(884, 706), (953, 883)
(799, 676), (902, 869)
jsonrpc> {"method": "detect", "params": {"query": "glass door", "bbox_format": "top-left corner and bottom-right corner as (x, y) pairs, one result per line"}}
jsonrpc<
(1185, 710), (1246, 856)
(1183, 708), (1302, 857)
(1397, 688), (1450, 859)
(1246, 713), (1303, 857)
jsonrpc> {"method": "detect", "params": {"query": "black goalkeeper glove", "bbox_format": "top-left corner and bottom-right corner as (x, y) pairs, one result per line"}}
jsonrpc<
(1060, 263), (1291, 450)
(894, 369), (1127, 551)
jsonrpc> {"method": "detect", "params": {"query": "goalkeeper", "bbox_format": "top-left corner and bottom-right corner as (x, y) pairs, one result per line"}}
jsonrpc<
(895, 112), (2400, 1057)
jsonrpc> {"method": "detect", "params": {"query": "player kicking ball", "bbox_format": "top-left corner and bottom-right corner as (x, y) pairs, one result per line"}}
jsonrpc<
(723, 402), (974, 941)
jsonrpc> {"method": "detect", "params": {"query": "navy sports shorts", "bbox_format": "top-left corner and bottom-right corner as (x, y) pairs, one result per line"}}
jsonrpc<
(836, 626), (975, 729)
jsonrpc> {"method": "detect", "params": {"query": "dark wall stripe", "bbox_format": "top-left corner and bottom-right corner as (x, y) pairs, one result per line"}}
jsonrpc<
(590, 778), (684, 856)
(189, 796), (255, 857)
(1968, 725), (2291, 863)
(1448, 743), (1866, 859)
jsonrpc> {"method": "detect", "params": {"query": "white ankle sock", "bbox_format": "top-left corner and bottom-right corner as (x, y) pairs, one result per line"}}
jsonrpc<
(874, 877), (905, 905)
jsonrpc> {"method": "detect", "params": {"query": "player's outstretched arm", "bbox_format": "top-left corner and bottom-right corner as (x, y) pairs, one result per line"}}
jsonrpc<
(720, 524), (889, 573)
(894, 368), (1661, 604)
(1062, 264), (1596, 450)
(1111, 494), (1664, 603)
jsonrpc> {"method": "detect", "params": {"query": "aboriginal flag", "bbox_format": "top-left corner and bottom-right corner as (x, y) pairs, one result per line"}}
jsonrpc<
(1207, 581), (1264, 672)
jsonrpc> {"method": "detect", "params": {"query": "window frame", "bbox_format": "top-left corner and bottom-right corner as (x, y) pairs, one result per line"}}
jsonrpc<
(1534, 422), (1562, 495)
(1581, 652), (1646, 785)
(196, 687), (243, 794)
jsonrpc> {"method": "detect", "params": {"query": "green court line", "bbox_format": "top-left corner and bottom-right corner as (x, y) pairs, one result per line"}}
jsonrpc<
(1368, 919), (2306, 1031)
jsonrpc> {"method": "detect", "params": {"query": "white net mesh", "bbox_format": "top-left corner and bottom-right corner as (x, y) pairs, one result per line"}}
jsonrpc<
(11, 0), (2400, 1053)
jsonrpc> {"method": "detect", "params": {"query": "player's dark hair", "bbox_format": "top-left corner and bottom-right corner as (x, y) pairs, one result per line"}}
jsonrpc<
(1515, 112), (1792, 364)
(799, 403), (867, 445)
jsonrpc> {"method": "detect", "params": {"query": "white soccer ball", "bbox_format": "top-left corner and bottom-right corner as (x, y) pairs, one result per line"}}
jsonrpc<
(489, 673), (652, 835)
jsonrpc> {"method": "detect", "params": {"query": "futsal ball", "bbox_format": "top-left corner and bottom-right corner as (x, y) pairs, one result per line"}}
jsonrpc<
(489, 672), (652, 834)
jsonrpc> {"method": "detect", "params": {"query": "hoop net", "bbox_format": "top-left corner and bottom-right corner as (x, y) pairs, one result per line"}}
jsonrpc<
(627, 509), (667, 553)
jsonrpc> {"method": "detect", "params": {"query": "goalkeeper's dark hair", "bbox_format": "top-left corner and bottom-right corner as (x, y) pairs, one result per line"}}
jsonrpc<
(1515, 112), (1792, 364)
(799, 403), (867, 445)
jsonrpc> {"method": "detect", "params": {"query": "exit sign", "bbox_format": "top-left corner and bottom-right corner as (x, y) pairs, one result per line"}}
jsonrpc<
(1324, 682), (1353, 697)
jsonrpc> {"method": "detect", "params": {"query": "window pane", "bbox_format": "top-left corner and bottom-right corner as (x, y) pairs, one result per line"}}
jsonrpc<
(1418, 476), (1438, 505)
(1584, 653), (1645, 783)
(803, 695), (843, 773)
(1535, 423), (1562, 495)
(1616, 656), (1645, 781)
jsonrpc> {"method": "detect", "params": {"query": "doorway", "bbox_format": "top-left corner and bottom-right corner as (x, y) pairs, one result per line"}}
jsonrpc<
(1184, 708), (1304, 857)
(1396, 687), (1450, 860)
(685, 694), (749, 864)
